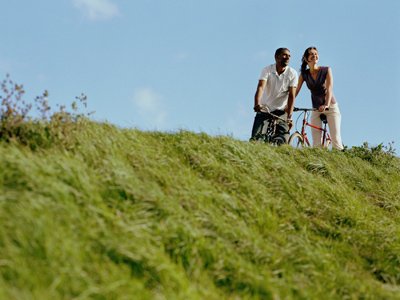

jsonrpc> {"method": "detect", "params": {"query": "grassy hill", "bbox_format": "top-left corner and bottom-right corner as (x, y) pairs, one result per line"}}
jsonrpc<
(0, 120), (399, 300)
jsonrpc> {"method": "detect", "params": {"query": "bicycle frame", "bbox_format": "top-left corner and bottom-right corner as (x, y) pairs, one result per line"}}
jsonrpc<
(292, 107), (331, 148)
(254, 110), (288, 145)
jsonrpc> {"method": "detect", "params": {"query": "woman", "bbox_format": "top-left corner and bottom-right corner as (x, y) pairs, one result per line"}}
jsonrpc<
(296, 47), (343, 150)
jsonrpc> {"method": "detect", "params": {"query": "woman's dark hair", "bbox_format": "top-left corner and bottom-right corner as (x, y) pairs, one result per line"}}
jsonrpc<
(301, 46), (318, 75)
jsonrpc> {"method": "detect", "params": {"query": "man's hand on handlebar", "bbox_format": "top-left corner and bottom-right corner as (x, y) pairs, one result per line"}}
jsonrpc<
(254, 104), (262, 112)
(287, 119), (293, 130)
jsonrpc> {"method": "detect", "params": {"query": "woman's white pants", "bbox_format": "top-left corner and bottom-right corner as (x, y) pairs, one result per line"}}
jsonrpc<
(310, 103), (343, 150)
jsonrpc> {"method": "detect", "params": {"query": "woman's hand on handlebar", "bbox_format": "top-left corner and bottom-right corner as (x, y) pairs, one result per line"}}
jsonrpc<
(318, 105), (328, 112)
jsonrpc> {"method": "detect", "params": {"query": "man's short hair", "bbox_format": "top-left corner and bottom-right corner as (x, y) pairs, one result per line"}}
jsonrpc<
(275, 48), (290, 58)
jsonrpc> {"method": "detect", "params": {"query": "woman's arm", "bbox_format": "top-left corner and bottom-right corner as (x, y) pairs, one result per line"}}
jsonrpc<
(295, 74), (304, 97)
(324, 67), (334, 108)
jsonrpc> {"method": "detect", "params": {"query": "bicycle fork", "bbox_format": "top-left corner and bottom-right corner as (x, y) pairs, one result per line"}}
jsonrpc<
(301, 118), (311, 146)
(320, 119), (331, 147)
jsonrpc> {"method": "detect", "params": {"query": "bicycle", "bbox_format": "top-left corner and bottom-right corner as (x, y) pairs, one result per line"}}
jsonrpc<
(251, 108), (289, 146)
(288, 107), (332, 148)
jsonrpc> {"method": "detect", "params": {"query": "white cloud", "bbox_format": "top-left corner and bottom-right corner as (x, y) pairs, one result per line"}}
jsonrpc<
(73, 0), (120, 21)
(132, 88), (167, 129)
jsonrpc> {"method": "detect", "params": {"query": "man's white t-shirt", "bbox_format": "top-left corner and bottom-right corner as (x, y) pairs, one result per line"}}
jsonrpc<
(259, 64), (298, 112)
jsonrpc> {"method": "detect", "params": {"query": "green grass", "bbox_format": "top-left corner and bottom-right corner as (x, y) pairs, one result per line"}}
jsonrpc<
(0, 121), (399, 299)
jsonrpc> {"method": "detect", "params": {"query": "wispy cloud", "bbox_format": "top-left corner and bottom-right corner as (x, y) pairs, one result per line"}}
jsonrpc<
(225, 102), (251, 140)
(0, 58), (11, 73)
(132, 88), (167, 129)
(173, 51), (189, 63)
(73, 0), (120, 21)
(254, 50), (271, 62)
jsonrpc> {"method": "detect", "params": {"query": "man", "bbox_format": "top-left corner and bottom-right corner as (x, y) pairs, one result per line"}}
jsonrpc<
(250, 48), (298, 143)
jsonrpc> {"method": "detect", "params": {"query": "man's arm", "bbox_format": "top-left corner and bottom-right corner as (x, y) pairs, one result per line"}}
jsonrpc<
(254, 80), (266, 112)
(287, 86), (296, 121)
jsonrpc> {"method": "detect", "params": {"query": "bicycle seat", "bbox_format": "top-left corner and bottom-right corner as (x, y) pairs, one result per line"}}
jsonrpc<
(320, 113), (327, 123)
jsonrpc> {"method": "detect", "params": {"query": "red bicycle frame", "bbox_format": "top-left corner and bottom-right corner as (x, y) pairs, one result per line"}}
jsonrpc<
(296, 108), (331, 147)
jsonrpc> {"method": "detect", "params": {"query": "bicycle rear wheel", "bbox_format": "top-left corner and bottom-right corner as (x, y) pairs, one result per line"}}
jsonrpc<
(288, 132), (306, 148)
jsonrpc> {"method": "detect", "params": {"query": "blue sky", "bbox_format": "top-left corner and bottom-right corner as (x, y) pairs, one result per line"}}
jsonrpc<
(1, 0), (399, 152)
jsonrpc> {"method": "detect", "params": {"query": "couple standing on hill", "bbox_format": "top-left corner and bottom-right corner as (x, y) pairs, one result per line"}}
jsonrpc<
(250, 47), (344, 150)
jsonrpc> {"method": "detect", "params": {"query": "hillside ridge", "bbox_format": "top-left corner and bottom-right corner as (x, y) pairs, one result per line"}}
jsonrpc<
(1, 121), (399, 299)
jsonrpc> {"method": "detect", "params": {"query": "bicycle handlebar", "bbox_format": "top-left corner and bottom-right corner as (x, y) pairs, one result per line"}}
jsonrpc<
(261, 111), (287, 122)
(293, 107), (329, 112)
(259, 105), (288, 122)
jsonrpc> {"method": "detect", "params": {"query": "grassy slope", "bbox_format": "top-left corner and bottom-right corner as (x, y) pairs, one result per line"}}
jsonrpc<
(0, 122), (399, 300)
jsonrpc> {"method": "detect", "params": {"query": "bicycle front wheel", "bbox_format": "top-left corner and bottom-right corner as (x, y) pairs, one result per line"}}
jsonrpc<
(288, 132), (306, 148)
(323, 138), (331, 149)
